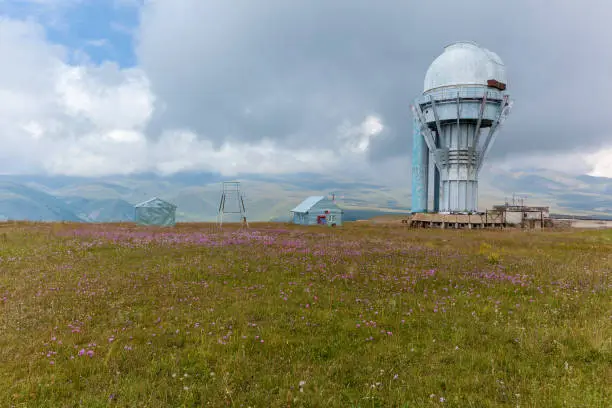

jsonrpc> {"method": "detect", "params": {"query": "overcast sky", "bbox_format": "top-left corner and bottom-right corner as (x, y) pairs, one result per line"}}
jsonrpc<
(0, 0), (611, 179)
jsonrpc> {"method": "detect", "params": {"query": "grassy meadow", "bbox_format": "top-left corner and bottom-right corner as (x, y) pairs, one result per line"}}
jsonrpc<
(0, 222), (610, 407)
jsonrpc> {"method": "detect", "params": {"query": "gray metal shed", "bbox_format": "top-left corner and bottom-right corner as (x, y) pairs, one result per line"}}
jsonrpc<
(134, 197), (177, 226)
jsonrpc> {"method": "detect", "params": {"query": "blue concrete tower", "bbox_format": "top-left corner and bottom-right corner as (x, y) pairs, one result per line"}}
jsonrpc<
(411, 41), (513, 214)
(411, 117), (428, 213)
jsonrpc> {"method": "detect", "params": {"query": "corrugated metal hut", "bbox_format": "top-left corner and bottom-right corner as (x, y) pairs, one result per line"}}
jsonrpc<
(134, 197), (177, 226)
(290, 196), (343, 226)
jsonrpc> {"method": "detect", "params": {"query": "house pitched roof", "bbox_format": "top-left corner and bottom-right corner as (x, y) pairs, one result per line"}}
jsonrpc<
(134, 196), (177, 209)
(290, 196), (326, 213)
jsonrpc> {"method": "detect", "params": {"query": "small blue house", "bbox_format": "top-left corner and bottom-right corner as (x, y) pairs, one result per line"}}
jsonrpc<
(290, 196), (343, 226)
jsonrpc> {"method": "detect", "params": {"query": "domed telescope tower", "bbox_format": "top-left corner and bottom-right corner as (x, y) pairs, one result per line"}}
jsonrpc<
(411, 41), (513, 214)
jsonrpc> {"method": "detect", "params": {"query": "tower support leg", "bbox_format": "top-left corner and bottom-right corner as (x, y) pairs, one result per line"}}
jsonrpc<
(411, 117), (429, 213)
(433, 166), (440, 212)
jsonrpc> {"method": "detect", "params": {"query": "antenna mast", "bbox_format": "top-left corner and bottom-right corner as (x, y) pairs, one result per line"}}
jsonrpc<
(217, 181), (248, 229)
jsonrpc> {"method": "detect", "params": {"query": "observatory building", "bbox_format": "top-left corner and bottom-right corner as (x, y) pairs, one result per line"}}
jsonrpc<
(411, 41), (513, 214)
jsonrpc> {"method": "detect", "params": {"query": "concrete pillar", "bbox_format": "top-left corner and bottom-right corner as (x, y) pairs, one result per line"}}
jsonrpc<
(433, 166), (440, 212)
(411, 117), (429, 213)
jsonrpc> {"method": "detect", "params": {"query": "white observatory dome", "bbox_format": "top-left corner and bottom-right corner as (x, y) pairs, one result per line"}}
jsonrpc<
(423, 41), (507, 92)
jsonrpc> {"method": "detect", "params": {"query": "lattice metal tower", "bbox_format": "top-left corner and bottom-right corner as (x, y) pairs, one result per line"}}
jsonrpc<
(217, 181), (248, 228)
(411, 41), (513, 214)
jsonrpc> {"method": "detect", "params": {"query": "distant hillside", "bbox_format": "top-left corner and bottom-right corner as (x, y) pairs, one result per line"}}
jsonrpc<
(0, 182), (83, 222)
(485, 168), (612, 216)
(62, 197), (135, 222)
(0, 169), (609, 222)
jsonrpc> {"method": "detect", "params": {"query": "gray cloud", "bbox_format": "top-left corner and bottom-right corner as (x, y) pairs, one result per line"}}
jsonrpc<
(136, 0), (612, 163)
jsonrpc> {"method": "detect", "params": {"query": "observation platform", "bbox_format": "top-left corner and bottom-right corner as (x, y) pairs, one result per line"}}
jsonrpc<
(409, 212), (506, 229)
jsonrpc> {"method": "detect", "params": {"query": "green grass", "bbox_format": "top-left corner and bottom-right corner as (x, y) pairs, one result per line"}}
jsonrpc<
(0, 222), (610, 407)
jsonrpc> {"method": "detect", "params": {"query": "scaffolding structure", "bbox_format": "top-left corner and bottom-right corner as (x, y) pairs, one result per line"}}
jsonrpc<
(217, 181), (248, 228)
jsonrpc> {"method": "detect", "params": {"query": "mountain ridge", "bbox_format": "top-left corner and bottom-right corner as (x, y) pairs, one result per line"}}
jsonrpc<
(0, 169), (609, 222)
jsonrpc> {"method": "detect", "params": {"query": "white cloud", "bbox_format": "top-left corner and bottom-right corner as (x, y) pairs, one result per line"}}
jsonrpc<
(0, 9), (611, 182)
(587, 148), (612, 178)
(492, 151), (592, 175)
(489, 147), (612, 180)
(0, 17), (377, 178)
(54, 63), (154, 130)
(338, 115), (384, 153)
(147, 131), (341, 176)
